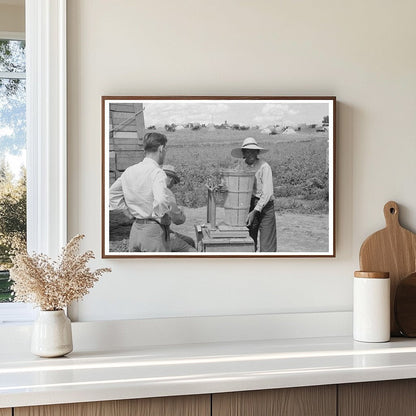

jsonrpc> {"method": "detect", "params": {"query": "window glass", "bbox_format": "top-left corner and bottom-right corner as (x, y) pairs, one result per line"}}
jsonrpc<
(0, 39), (26, 303)
(0, 39), (26, 73)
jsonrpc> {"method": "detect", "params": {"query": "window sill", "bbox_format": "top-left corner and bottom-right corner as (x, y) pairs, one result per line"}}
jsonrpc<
(0, 303), (36, 324)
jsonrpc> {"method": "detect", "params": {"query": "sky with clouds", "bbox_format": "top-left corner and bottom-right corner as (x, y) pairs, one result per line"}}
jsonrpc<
(140, 100), (330, 127)
(0, 126), (25, 180)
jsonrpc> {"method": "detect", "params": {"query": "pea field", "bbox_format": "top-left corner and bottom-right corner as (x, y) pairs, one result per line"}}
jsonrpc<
(163, 127), (329, 213)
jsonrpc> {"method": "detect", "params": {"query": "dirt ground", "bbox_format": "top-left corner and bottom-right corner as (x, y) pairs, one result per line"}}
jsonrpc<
(109, 207), (328, 253)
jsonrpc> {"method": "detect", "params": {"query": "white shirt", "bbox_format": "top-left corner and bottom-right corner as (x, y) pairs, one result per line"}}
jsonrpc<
(239, 159), (274, 212)
(109, 157), (170, 220)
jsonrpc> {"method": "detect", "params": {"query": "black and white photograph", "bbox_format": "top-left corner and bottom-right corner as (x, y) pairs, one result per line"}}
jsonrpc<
(102, 97), (335, 257)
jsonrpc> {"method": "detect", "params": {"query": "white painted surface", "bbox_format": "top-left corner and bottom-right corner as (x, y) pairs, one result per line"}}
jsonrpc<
(0, 31), (24, 40)
(26, 0), (67, 258)
(66, 0), (416, 325)
(0, 303), (36, 324)
(2, 334), (416, 408)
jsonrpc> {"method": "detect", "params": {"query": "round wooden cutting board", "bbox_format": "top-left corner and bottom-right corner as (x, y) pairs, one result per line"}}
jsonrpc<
(395, 272), (416, 337)
(359, 201), (416, 336)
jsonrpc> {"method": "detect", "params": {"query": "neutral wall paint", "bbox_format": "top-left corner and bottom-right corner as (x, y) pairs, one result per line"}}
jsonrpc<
(67, 0), (416, 322)
(0, 4), (24, 33)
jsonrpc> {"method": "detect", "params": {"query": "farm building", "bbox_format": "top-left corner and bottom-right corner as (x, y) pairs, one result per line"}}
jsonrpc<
(109, 103), (145, 185)
(282, 127), (296, 135)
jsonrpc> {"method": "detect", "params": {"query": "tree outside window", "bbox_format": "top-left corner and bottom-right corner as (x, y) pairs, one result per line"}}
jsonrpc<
(0, 38), (26, 302)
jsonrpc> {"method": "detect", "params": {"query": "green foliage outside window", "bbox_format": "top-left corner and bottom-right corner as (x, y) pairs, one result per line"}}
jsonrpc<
(0, 161), (26, 302)
(0, 39), (26, 303)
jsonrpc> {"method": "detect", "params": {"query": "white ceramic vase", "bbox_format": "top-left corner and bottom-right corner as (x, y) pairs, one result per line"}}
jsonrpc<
(31, 310), (73, 357)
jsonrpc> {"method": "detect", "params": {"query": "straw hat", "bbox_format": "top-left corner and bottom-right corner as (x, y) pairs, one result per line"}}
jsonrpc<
(162, 165), (180, 184)
(231, 137), (269, 158)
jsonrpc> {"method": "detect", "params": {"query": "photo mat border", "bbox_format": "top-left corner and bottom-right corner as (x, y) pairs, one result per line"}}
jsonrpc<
(101, 96), (336, 258)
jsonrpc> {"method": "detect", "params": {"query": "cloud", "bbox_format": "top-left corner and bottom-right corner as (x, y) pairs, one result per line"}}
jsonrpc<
(144, 102), (230, 125)
(253, 104), (299, 126)
(262, 104), (290, 114)
(0, 126), (13, 137)
(3, 149), (26, 181)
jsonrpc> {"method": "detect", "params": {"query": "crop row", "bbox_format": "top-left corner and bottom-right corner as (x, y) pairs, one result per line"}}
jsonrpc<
(162, 130), (329, 214)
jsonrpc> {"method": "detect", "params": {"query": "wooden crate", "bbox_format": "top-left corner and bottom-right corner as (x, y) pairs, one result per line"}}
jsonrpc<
(222, 170), (254, 227)
(110, 103), (138, 113)
(116, 151), (143, 171)
(109, 151), (116, 171)
(109, 171), (116, 185)
(110, 143), (141, 152)
(114, 132), (140, 140)
(109, 102), (145, 176)
(195, 225), (254, 252)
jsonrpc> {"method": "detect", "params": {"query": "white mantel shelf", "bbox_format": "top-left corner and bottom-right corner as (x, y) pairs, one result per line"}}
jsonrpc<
(2, 335), (416, 409)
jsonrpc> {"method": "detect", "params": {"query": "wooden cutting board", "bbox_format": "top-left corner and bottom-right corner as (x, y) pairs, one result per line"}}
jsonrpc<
(359, 201), (416, 336)
(395, 272), (416, 337)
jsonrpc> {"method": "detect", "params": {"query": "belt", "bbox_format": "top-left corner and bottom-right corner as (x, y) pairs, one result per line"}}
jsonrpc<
(250, 196), (275, 210)
(134, 218), (160, 225)
(251, 196), (275, 202)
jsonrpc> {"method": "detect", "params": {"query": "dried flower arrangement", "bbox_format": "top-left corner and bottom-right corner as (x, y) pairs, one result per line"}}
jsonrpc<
(10, 234), (111, 311)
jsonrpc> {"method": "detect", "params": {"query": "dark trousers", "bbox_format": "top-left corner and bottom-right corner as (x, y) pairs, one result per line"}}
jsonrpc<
(248, 198), (277, 252)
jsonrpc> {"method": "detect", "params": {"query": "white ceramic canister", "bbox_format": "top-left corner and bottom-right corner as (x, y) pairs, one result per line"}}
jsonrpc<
(353, 271), (390, 342)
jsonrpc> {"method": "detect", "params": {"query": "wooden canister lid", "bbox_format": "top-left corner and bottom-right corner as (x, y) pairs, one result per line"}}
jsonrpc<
(354, 271), (389, 279)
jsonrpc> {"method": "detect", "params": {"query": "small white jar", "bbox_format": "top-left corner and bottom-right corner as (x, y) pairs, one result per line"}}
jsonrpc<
(353, 271), (390, 343)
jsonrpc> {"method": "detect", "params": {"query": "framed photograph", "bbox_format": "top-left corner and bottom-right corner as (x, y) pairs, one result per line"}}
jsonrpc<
(102, 96), (336, 258)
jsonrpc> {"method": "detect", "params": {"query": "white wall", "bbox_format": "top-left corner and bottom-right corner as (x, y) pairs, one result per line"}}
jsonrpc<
(67, 0), (416, 322)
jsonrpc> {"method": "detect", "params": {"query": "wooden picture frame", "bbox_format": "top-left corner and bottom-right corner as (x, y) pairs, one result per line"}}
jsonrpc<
(102, 96), (336, 258)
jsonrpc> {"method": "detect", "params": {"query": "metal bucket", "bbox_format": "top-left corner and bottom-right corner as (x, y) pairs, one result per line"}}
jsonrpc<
(221, 169), (255, 226)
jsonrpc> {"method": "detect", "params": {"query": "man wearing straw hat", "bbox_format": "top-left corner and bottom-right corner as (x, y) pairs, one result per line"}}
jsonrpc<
(231, 137), (277, 252)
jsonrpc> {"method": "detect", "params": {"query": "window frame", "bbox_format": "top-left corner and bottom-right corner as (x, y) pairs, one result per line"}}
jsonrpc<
(0, 0), (67, 323)
(26, 0), (67, 257)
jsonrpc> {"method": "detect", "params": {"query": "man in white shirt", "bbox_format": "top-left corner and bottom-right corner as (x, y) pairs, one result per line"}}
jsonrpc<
(231, 137), (277, 252)
(109, 132), (171, 252)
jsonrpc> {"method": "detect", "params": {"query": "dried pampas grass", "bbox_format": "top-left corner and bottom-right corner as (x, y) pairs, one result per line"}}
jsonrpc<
(10, 234), (111, 311)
